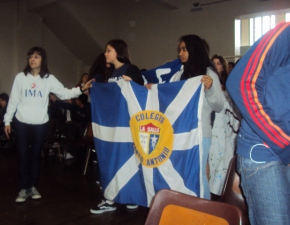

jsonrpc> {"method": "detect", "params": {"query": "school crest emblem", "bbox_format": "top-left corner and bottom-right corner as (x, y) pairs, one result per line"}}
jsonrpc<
(130, 110), (174, 168)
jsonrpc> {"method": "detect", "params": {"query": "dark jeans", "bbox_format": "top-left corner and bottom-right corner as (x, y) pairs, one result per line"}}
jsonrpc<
(14, 118), (48, 189)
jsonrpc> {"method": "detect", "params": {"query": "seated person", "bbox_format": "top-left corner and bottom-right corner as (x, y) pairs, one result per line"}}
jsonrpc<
(0, 93), (9, 136)
(48, 93), (67, 123)
(74, 93), (91, 136)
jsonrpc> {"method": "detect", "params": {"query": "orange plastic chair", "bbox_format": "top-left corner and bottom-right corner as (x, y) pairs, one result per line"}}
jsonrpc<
(144, 189), (244, 225)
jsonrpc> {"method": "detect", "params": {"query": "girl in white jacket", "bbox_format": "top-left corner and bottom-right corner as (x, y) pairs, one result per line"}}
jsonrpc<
(4, 46), (94, 203)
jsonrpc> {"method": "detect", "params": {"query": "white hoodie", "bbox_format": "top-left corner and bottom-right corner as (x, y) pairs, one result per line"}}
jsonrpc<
(4, 72), (82, 125)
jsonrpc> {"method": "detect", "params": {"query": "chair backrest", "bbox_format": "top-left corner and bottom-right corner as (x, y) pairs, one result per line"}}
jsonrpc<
(144, 189), (244, 225)
(85, 122), (93, 138)
(219, 156), (248, 218)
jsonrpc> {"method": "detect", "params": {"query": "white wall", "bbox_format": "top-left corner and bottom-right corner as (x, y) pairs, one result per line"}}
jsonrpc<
(0, 2), (18, 93)
(0, 1), (86, 94)
(116, 0), (290, 69)
(63, 0), (119, 49)
(1, 0), (290, 94)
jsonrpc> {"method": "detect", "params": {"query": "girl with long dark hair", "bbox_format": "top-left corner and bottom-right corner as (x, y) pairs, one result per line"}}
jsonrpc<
(209, 54), (240, 198)
(90, 39), (144, 214)
(170, 35), (224, 199)
(211, 54), (229, 91)
(103, 39), (144, 85)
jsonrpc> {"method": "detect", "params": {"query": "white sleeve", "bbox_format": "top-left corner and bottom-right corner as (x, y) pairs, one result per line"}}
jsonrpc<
(204, 68), (224, 113)
(4, 74), (22, 125)
(49, 75), (82, 100)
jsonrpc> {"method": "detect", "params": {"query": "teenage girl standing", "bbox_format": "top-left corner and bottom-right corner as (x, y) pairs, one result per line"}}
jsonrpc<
(209, 55), (240, 198)
(90, 39), (144, 214)
(170, 35), (224, 199)
(103, 39), (144, 85)
(4, 46), (94, 203)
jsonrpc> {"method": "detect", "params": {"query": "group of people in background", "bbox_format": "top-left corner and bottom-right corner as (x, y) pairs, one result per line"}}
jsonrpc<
(2, 25), (289, 225)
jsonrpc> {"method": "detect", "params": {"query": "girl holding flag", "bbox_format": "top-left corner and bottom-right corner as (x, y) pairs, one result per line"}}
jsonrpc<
(90, 39), (144, 214)
(170, 35), (224, 199)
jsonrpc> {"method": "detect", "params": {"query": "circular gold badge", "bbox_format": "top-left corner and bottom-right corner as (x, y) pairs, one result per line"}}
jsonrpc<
(130, 110), (174, 168)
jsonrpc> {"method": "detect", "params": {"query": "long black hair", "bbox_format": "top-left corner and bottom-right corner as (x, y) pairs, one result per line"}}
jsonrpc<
(23, 46), (50, 78)
(104, 39), (131, 81)
(106, 39), (131, 64)
(211, 54), (229, 91)
(179, 35), (216, 78)
(0, 92), (9, 103)
(89, 53), (113, 82)
(77, 73), (89, 86)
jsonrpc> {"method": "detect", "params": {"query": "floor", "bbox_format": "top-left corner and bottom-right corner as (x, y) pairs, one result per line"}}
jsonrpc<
(0, 145), (149, 225)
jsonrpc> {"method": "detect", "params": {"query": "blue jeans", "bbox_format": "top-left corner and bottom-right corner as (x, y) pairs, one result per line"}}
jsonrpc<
(201, 137), (211, 200)
(237, 155), (290, 225)
(14, 118), (48, 189)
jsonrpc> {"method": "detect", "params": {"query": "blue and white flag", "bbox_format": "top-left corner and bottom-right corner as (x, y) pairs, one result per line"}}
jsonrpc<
(142, 59), (182, 84)
(90, 77), (204, 207)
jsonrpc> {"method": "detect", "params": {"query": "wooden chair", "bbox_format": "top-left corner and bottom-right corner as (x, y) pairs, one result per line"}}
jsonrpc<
(145, 189), (245, 225)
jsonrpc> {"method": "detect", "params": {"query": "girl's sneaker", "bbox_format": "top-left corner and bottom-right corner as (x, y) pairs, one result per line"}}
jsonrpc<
(15, 189), (31, 203)
(30, 187), (41, 199)
(126, 204), (138, 209)
(90, 199), (117, 214)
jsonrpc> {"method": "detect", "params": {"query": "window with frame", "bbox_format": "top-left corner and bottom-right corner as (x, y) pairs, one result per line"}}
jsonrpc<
(235, 8), (290, 57)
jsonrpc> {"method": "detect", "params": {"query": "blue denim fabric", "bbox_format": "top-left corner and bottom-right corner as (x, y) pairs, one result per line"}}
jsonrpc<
(14, 118), (48, 189)
(237, 155), (290, 225)
(201, 137), (211, 200)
